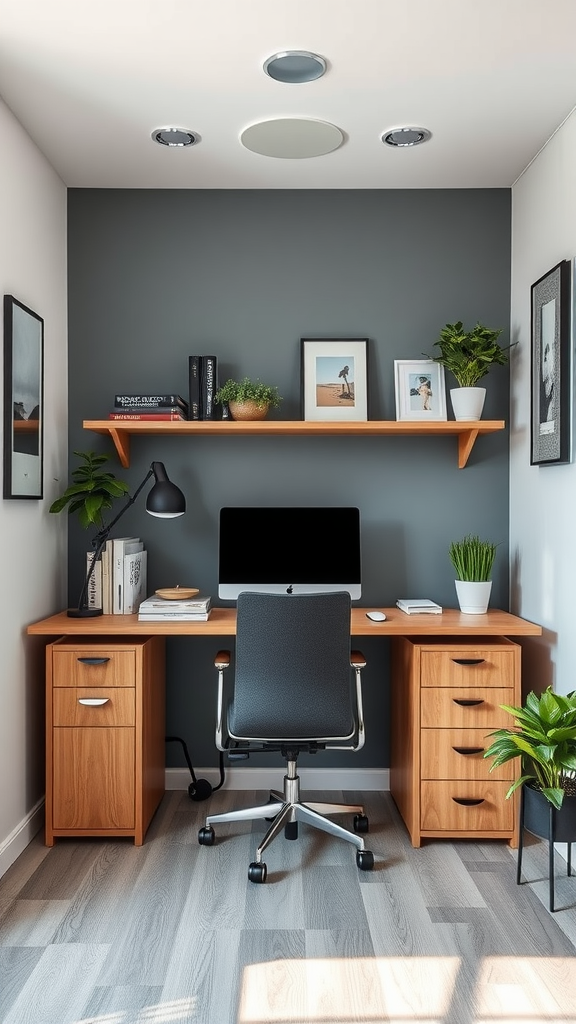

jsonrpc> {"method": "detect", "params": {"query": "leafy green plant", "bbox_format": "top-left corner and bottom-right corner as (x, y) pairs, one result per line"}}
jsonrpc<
(49, 450), (129, 529)
(484, 687), (576, 808)
(426, 320), (510, 387)
(214, 377), (282, 409)
(449, 534), (497, 581)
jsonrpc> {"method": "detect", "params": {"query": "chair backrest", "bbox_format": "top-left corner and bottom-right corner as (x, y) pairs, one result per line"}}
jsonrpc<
(228, 591), (355, 741)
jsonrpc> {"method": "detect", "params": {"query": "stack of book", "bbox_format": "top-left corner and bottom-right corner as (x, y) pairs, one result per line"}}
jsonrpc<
(188, 356), (220, 420)
(109, 394), (189, 421)
(396, 598), (442, 614)
(87, 536), (147, 613)
(138, 593), (212, 621)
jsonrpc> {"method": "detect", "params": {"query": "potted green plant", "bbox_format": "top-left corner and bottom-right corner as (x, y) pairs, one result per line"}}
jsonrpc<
(484, 687), (576, 910)
(449, 534), (497, 613)
(214, 377), (283, 421)
(49, 449), (129, 527)
(426, 320), (510, 421)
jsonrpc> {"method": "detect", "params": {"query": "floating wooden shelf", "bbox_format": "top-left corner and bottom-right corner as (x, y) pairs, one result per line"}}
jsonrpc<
(83, 418), (506, 470)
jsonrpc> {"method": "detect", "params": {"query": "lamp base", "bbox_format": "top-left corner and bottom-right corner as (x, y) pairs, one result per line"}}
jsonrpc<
(67, 607), (104, 618)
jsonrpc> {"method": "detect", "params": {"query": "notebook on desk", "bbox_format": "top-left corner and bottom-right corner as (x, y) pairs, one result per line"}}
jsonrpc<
(396, 599), (442, 614)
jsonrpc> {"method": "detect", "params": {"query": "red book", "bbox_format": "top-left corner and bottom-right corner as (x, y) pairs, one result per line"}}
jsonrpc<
(108, 412), (186, 421)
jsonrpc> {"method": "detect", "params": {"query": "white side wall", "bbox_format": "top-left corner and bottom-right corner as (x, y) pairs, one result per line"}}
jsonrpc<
(0, 99), (67, 875)
(510, 111), (576, 695)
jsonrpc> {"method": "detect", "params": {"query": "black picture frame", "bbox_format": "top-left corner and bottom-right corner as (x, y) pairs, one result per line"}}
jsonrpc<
(3, 294), (44, 499)
(300, 337), (369, 421)
(530, 260), (572, 466)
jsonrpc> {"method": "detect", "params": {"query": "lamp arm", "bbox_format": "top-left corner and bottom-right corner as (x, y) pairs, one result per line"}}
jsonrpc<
(75, 466), (154, 612)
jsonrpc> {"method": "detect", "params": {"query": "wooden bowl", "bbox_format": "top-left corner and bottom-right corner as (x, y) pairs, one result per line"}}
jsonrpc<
(155, 587), (199, 600)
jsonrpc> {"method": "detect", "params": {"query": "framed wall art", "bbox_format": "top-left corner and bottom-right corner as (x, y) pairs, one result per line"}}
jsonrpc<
(301, 338), (369, 421)
(530, 259), (572, 465)
(3, 294), (44, 499)
(394, 359), (447, 421)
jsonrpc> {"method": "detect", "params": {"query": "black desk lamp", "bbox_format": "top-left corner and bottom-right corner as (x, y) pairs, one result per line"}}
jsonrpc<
(69, 461), (186, 618)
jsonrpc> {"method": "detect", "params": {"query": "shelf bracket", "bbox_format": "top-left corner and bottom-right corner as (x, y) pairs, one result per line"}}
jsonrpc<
(457, 428), (479, 469)
(108, 427), (131, 468)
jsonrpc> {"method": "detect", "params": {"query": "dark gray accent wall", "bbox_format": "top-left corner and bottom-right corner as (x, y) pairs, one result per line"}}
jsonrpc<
(67, 188), (511, 770)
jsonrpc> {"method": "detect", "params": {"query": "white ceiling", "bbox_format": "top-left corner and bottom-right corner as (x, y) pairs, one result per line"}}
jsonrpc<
(1, 0), (576, 190)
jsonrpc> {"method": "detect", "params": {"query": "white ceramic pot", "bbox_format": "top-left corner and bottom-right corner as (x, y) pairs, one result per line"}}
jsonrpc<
(450, 387), (486, 421)
(455, 579), (492, 614)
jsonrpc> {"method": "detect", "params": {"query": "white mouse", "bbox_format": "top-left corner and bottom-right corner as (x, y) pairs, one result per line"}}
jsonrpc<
(366, 610), (387, 621)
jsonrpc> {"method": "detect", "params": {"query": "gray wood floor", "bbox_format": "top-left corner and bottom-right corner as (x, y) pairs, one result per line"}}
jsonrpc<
(1, 789), (576, 1024)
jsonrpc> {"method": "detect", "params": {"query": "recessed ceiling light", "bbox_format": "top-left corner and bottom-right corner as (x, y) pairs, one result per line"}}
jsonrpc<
(240, 118), (343, 159)
(151, 127), (198, 147)
(263, 50), (326, 84)
(382, 126), (432, 148)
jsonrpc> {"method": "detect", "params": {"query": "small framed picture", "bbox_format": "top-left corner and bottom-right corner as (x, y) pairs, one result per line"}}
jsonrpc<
(394, 359), (447, 421)
(3, 295), (44, 499)
(530, 259), (572, 465)
(301, 338), (369, 421)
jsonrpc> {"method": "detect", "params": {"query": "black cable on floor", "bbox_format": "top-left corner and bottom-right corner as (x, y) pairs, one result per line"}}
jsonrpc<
(165, 735), (225, 800)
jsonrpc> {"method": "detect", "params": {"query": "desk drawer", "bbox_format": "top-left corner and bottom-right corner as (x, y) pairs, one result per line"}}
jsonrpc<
(421, 649), (516, 688)
(421, 780), (513, 832)
(421, 688), (514, 728)
(421, 728), (514, 781)
(53, 687), (135, 727)
(52, 650), (136, 688)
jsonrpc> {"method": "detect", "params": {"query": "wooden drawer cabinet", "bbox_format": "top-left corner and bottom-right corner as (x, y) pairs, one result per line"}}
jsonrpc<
(390, 636), (521, 848)
(45, 636), (165, 846)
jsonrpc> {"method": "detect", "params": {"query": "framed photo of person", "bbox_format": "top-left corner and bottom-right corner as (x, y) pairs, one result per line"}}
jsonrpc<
(301, 338), (369, 421)
(394, 359), (447, 421)
(530, 259), (572, 465)
(3, 295), (44, 499)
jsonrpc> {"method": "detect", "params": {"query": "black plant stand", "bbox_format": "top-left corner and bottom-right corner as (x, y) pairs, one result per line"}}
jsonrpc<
(517, 784), (575, 912)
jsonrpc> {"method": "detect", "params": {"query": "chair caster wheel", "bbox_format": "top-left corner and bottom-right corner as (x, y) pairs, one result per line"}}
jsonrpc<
(248, 861), (267, 883)
(356, 849), (374, 871)
(198, 826), (215, 846)
(353, 814), (369, 833)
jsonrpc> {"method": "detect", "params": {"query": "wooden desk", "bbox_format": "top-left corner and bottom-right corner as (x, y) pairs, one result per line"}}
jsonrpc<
(27, 606), (542, 638)
(28, 607), (541, 849)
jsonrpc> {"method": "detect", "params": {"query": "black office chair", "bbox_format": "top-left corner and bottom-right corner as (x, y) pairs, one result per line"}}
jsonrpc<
(198, 591), (374, 882)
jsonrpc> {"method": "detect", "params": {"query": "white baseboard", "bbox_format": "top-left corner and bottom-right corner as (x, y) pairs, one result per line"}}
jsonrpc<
(0, 799), (44, 879)
(165, 766), (389, 792)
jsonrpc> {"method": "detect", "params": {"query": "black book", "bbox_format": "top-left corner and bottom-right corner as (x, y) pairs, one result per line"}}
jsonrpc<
(201, 355), (218, 420)
(188, 356), (202, 420)
(114, 393), (188, 412)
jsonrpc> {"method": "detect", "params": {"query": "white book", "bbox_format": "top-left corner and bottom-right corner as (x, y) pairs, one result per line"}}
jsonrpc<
(138, 610), (210, 621)
(86, 551), (102, 609)
(396, 598), (442, 614)
(139, 594), (211, 612)
(112, 537), (142, 614)
(101, 539), (114, 614)
(123, 549), (147, 614)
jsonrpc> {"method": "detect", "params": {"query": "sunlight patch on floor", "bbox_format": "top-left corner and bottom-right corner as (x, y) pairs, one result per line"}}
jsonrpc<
(238, 955), (576, 1024)
(238, 956), (460, 1022)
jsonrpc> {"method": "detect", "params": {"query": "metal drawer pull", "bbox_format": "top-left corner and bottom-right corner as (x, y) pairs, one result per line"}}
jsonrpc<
(77, 657), (110, 665)
(452, 697), (484, 706)
(452, 797), (485, 806)
(78, 698), (110, 706)
(452, 746), (485, 755)
(451, 658), (485, 665)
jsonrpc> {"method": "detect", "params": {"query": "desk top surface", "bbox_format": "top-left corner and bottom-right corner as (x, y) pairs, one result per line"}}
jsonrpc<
(27, 607), (542, 637)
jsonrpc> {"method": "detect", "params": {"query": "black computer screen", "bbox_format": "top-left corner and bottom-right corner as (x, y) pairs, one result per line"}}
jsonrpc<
(218, 506), (361, 600)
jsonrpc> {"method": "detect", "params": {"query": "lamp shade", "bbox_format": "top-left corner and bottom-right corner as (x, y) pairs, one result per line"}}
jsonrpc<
(146, 461), (186, 518)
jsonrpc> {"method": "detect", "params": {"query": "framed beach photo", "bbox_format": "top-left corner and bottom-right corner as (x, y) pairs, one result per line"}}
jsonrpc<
(301, 338), (369, 421)
(530, 259), (572, 465)
(3, 295), (44, 499)
(394, 359), (447, 421)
